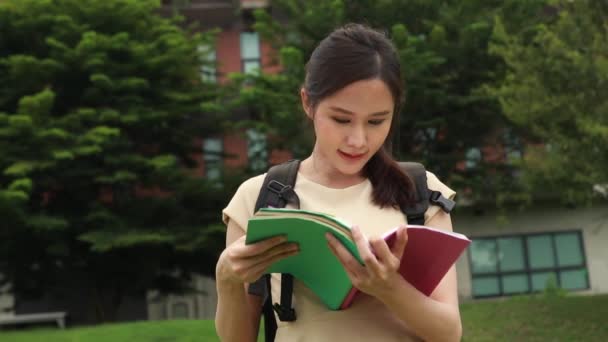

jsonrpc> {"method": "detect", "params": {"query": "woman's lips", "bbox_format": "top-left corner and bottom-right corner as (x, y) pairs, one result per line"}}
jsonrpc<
(338, 150), (367, 161)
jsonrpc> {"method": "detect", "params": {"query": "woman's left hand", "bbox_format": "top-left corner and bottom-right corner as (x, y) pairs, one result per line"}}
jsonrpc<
(325, 225), (408, 300)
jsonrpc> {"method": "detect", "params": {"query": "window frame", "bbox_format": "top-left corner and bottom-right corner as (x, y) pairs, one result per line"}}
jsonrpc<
(202, 137), (223, 181)
(246, 128), (268, 173)
(240, 31), (261, 74)
(198, 44), (217, 83)
(468, 230), (590, 298)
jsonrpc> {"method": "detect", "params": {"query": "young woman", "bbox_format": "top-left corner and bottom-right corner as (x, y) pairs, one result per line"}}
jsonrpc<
(215, 23), (462, 342)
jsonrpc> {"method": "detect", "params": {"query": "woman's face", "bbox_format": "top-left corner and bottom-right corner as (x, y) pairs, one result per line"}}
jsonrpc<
(302, 78), (394, 177)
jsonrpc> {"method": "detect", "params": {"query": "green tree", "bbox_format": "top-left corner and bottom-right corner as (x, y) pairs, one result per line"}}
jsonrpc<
(488, 0), (608, 204)
(225, 0), (549, 208)
(0, 0), (225, 321)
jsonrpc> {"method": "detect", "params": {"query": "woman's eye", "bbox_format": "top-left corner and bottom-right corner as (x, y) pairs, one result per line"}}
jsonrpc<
(332, 117), (350, 124)
(369, 120), (385, 126)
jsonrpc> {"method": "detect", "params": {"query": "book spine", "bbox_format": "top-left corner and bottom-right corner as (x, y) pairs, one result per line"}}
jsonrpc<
(339, 286), (359, 310)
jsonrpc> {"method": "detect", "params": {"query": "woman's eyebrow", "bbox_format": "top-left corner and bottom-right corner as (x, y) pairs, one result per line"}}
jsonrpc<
(329, 106), (390, 117)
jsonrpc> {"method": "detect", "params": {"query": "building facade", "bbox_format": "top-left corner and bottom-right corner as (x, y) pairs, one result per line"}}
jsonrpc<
(454, 204), (608, 300)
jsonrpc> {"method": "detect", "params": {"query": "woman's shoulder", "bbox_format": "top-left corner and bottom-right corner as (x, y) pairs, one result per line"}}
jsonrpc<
(235, 173), (267, 195)
(222, 173), (267, 228)
(230, 173), (269, 209)
(425, 170), (456, 201)
(423, 170), (456, 224)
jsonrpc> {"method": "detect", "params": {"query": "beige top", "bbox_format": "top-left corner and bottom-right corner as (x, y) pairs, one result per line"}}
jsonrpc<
(222, 170), (456, 342)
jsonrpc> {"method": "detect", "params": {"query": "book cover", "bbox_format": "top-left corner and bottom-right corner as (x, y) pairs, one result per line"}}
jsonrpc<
(340, 224), (471, 309)
(246, 208), (470, 310)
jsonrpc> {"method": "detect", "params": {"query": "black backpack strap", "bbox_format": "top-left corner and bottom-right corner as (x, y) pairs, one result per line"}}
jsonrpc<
(254, 159), (301, 211)
(398, 162), (455, 225)
(261, 275), (277, 342)
(273, 274), (296, 321)
(248, 159), (301, 342)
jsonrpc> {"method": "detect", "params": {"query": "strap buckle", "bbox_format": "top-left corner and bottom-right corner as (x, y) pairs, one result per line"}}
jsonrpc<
(407, 213), (425, 225)
(430, 191), (455, 213)
(272, 303), (297, 321)
(267, 180), (291, 195)
(267, 180), (298, 205)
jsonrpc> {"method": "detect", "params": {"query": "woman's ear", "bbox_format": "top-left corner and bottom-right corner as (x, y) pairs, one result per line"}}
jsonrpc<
(300, 88), (313, 119)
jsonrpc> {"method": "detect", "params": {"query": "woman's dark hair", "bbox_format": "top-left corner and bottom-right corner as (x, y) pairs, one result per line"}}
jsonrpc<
(304, 23), (416, 211)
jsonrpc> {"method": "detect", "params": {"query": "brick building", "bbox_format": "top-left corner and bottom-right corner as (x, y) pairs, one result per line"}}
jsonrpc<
(159, 0), (291, 183)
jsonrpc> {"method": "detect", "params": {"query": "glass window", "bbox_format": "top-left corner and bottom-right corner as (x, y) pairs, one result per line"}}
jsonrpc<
(465, 147), (481, 169)
(246, 129), (267, 172)
(531, 272), (558, 291)
(203, 138), (222, 181)
(469, 231), (588, 298)
(240, 32), (261, 74)
(198, 44), (216, 83)
(240, 32), (260, 59)
(243, 60), (261, 74)
(472, 277), (500, 297)
(502, 274), (528, 294)
(498, 237), (525, 272)
(527, 235), (555, 269)
(470, 239), (497, 273)
(555, 233), (583, 267)
(560, 269), (587, 290)
(503, 128), (523, 163)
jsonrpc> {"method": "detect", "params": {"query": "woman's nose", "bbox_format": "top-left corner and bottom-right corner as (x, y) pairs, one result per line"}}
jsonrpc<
(345, 126), (366, 148)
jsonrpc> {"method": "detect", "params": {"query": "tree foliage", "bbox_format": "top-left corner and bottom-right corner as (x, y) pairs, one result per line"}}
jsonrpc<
(488, 0), (608, 204)
(0, 0), (225, 321)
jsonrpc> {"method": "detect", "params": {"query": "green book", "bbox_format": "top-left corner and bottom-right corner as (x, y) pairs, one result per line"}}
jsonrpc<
(246, 208), (362, 310)
(246, 207), (470, 311)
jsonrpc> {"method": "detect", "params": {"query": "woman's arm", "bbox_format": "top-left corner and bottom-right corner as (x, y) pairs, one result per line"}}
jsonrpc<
(374, 211), (462, 342)
(326, 210), (462, 342)
(215, 221), (261, 342)
(215, 220), (299, 342)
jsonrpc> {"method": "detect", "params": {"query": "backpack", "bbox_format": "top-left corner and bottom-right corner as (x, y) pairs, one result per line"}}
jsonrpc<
(248, 159), (455, 342)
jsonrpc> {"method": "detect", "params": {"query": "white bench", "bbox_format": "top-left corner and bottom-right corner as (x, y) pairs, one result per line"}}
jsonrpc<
(0, 311), (67, 329)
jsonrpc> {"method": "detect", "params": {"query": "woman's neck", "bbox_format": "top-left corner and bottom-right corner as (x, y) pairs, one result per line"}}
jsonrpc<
(299, 149), (366, 189)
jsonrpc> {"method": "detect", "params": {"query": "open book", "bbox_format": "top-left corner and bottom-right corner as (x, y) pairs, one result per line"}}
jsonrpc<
(246, 208), (470, 310)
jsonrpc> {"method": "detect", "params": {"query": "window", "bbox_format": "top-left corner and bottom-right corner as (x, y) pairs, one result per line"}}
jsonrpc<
(503, 128), (523, 163)
(203, 138), (223, 181)
(465, 147), (481, 170)
(198, 45), (217, 83)
(166, 296), (194, 319)
(246, 128), (267, 172)
(240, 32), (261, 74)
(469, 231), (589, 297)
(171, 302), (190, 319)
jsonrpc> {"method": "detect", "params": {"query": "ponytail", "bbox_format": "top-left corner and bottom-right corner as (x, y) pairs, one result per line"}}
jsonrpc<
(364, 148), (416, 212)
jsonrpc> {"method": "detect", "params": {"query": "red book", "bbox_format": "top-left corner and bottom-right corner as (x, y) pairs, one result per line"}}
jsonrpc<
(340, 225), (471, 309)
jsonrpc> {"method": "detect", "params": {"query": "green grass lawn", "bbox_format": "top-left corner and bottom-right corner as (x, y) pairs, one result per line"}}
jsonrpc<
(1, 294), (607, 341)
(460, 293), (608, 341)
(0, 319), (221, 342)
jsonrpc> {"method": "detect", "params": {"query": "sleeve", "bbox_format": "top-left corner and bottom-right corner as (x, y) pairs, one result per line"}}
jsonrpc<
(424, 171), (457, 223)
(222, 174), (266, 232)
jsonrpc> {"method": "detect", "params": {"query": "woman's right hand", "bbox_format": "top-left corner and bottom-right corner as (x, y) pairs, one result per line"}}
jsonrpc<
(216, 235), (299, 285)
